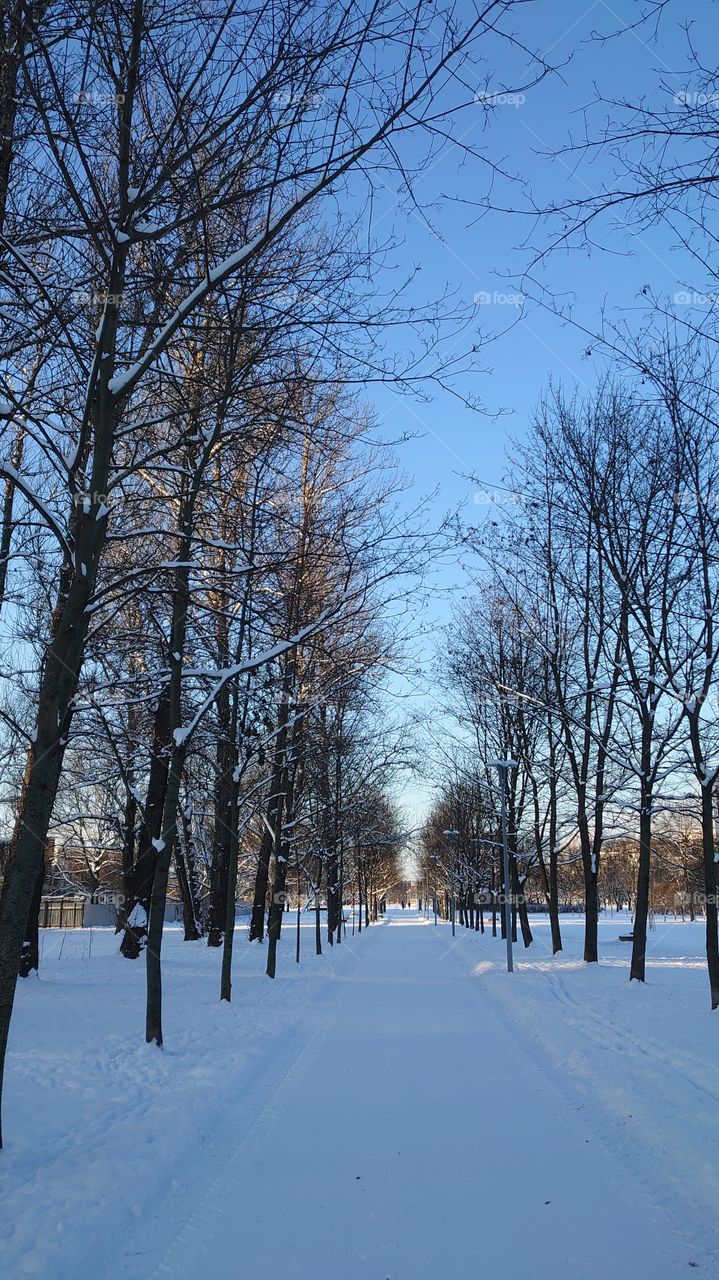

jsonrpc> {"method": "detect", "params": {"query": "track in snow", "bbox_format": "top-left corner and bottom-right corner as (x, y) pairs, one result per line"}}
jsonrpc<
(109, 910), (696, 1280)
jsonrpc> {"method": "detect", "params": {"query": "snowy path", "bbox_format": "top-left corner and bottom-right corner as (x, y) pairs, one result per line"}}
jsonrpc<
(102, 911), (699, 1280)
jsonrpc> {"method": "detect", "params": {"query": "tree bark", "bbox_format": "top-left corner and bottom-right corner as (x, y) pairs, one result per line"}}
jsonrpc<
(220, 771), (242, 1002)
(250, 694), (290, 942)
(0, 424), (24, 615)
(120, 689), (171, 957)
(18, 856), (45, 978)
(630, 771), (653, 983)
(207, 685), (233, 947)
(699, 783), (719, 1009)
(175, 806), (203, 942)
(145, 742), (186, 1044)
(0, 140), (137, 1135)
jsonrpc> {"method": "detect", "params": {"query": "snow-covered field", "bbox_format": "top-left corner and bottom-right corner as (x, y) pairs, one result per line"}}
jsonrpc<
(1, 909), (717, 1278)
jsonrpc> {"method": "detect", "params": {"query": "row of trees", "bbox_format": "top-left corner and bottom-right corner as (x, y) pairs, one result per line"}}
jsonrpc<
(423, 346), (719, 1008)
(420, 778), (708, 937)
(419, 13), (719, 1005)
(0, 0), (546, 1144)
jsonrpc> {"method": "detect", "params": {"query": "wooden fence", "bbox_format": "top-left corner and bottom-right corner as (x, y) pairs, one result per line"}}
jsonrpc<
(39, 896), (85, 928)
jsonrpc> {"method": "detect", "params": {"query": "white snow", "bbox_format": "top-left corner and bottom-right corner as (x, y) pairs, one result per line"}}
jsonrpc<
(1, 911), (717, 1278)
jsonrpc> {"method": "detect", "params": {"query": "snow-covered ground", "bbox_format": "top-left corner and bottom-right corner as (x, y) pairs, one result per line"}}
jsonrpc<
(1, 909), (717, 1278)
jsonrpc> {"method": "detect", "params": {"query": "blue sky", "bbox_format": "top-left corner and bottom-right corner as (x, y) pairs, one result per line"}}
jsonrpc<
(363, 0), (714, 822)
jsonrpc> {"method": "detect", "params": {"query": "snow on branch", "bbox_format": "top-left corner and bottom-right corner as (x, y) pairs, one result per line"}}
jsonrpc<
(173, 605), (339, 748)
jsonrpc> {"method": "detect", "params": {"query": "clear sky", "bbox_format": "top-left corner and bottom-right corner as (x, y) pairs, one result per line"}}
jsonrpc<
(364, 0), (714, 826)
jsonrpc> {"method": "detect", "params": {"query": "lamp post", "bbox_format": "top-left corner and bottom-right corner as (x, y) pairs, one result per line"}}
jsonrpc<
(489, 758), (518, 974)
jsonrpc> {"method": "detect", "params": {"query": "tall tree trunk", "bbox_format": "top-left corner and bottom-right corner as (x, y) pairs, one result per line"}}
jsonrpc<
(220, 771), (242, 1002)
(583, 861), (599, 964)
(335, 841), (344, 943)
(510, 859), (532, 949)
(175, 803), (202, 942)
(326, 845), (338, 944)
(250, 822), (272, 943)
(0, 0), (32, 232)
(547, 767), (562, 953)
(576, 790), (598, 962)
(266, 769), (293, 979)
(120, 689), (171, 957)
(250, 695), (290, 942)
(630, 772), (653, 983)
(314, 859), (323, 954)
(144, 480), (198, 1043)
(116, 767), (137, 934)
(0, 424), (24, 615)
(0, 0), (141, 1136)
(145, 742), (187, 1044)
(700, 782), (719, 1009)
(0, 180), (136, 1136)
(207, 686), (233, 947)
(219, 670), (253, 998)
(18, 856), (45, 978)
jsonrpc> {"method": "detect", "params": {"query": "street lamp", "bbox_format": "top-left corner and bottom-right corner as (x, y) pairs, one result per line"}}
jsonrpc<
(489, 758), (518, 974)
